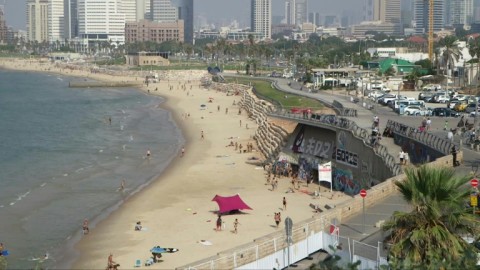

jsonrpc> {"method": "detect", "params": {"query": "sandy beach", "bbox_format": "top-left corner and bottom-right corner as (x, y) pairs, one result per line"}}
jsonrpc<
(0, 58), (352, 269)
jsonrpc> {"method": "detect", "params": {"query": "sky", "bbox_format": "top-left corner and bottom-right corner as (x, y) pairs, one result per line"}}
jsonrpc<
(3, 0), (361, 31)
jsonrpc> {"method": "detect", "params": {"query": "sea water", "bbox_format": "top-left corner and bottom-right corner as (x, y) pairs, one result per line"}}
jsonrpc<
(0, 70), (183, 269)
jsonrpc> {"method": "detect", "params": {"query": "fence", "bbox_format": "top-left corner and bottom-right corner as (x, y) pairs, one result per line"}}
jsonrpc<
(269, 107), (402, 176)
(385, 120), (454, 155)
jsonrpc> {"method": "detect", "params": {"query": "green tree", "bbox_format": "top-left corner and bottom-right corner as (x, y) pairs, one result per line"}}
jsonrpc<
(383, 165), (480, 269)
(439, 36), (462, 80)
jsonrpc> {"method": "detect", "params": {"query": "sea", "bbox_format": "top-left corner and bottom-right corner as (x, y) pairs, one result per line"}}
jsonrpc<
(0, 70), (183, 269)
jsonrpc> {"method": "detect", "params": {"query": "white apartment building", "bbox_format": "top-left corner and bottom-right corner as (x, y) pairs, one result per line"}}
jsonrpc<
(251, 0), (271, 39)
(285, 0), (295, 25)
(122, 0), (137, 22)
(27, 0), (49, 42)
(136, 0), (151, 20)
(294, 0), (307, 26)
(48, 0), (64, 42)
(77, 0), (125, 44)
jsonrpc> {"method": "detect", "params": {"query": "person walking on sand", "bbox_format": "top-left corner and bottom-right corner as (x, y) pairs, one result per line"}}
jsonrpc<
(283, 197), (287, 210)
(216, 215), (222, 231)
(240, 119), (242, 127)
(201, 130), (204, 140)
(82, 219), (89, 234)
(181, 146), (185, 157)
(225, 108), (228, 114)
(233, 218), (240, 234)
(107, 253), (117, 270)
(274, 212), (281, 228)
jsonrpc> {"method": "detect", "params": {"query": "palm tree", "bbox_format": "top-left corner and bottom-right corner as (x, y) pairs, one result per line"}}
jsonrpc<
(468, 36), (480, 87)
(383, 165), (480, 269)
(439, 36), (462, 83)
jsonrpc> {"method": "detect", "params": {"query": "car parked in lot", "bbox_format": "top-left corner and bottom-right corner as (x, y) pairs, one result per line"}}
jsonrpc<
(431, 107), (460, 117)
(403, 106), (431, 116)
(434, 95), (450, 103)
(466, 103), (480, 113)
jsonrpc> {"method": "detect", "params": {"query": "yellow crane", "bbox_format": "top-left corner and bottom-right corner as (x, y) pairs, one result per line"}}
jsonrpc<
(428, 0), (434, 61)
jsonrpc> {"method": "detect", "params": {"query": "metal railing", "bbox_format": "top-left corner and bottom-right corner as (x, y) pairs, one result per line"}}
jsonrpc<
(332, 100), (358, 117)
(386, 120), (454, 155)
(269, 107), (402, 176)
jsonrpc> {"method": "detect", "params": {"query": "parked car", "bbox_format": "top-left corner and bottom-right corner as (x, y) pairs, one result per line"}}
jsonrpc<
(453, 102), (469, 112)
(465, 103), (480, 113)
(404, 106), (431, 116)
(379, 94), (398, 105)
(435, 95), (450, 103)
(431, 107), (460, 117)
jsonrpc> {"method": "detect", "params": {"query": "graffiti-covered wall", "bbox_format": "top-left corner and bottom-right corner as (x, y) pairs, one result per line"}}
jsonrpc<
(393, 134), (445, 164)
(282, 124), (393, 195)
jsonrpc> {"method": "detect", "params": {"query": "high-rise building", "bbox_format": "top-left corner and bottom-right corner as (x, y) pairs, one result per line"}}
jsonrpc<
(251, 0), (271, 39)
(0, 6), (7, 44)
(26, 0), (49, 42)
(284, 0), (295, 25)
(122, 0), (137, 22)
(136, 0), (151, 20)
(364, 0), (380, 21)
(64, 0), (78, 39)
(447, 0), (474, 25)
(294, 0), (307, 26)
(150, 0), (193, 43)
(308, 12), (320, 26)
(413, 0), (445, 34)
(48, 0), (64, 42)
(381, 0), (401, 24)
(77, 0), (125, 44)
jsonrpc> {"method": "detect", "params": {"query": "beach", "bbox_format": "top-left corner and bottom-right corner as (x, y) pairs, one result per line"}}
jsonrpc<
(0, 58), (352, 269)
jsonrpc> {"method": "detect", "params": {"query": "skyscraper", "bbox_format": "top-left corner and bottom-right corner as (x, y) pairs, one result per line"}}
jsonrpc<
(294, 0), (307, 26)
(136, 0), (151, 20)
(448, 0), (474, 25)
(26, 0), (49, 42)
(0, 5), (7, 44)
(364, 0), (380, 21)
(150, 0), (193, 43)
(413, 0), (445, 34)
(308, 12), (320, 26)
(64, 0), (78, 39)
(284, 0), (295, 25)
(48, 0), (64, 42)
(77, 0), (125, 44)
(122, 0), (137, 22)
(381, 0), (401, 24)
(251, 0), (271, 39)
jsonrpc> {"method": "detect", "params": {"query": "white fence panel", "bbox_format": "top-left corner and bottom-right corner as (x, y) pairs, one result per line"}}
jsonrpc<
(353, 255), (378, 270)
(307, 230), (323, 254)
(321, 232), (338, 254)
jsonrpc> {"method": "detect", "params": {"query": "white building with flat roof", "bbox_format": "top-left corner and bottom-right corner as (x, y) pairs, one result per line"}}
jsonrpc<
(77, 0), (125, 44)
(27, 0), (49, 42)
(48, 0), (64, 42)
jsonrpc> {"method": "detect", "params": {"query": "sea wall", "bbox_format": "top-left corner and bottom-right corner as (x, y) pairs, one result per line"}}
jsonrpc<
(207, 81), (289, 160)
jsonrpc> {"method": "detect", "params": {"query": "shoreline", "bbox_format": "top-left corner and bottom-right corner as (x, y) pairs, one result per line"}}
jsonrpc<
(0, 58), (352, 269)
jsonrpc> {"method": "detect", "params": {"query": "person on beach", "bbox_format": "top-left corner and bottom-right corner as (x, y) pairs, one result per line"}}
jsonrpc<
(274, 212), (281, 228)
(239, 144), (243, 153)
(201, 130), (204, 140)
(283, 197), (287, 210)
(240, 120), (242, 127)
(181, 146), (185, 157)
(216, 215), (222, 231)
(107, 253), (118, 270)
(119, 179), (126, 191)
(233, 218), (240, 234)
(225, 108), (228, 114)
(135, 221), (142, 231)
(82, 219), (89, 234)
(217, 105), (220, 112)
(146, 149), (151, 159)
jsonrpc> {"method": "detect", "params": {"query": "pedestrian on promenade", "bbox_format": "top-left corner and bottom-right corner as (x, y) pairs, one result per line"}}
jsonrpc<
(426, 117), (432, 131)
(444, 120), (449, 131)
(451, 146), (458, 167)
(399, 150), (406, 165)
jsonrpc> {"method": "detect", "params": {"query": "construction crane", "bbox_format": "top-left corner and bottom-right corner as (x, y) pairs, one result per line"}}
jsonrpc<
(428, 0), (434, 61)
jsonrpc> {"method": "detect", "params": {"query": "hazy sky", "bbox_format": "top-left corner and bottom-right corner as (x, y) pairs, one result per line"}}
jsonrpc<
(3, 0), (361, 30)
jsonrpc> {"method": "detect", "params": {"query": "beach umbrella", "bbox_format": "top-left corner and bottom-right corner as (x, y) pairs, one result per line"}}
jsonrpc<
(150, 246), (179, 254)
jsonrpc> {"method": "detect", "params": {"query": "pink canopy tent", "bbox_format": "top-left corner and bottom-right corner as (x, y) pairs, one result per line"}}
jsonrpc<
(212, 194), (253, 214)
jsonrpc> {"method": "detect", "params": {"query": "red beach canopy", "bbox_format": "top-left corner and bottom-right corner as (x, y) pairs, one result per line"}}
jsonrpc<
(212, 194), (252, 214)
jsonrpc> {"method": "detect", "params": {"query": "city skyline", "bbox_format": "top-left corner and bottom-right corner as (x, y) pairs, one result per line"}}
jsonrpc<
(4, 0), (361, 30)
